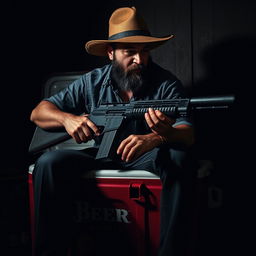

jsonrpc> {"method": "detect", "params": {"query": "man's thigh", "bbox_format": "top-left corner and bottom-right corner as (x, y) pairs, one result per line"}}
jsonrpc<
(123, 146), (195, 179)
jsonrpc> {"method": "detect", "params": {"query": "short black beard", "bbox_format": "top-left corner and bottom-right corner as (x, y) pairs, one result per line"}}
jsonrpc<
(110, 59), (148, 96)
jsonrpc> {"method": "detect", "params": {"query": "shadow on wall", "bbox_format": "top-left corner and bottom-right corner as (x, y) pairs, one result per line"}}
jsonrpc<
(191, 35), (256, 98)
(189, 35), (256, 256)
(189, 35), (256, 161)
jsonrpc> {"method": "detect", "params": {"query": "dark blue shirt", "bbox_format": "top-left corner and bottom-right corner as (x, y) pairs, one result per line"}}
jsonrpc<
(45, 61), (192, 144)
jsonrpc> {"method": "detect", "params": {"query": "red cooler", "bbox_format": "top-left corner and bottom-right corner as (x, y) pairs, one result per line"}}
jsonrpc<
(28, 165), (162, 256)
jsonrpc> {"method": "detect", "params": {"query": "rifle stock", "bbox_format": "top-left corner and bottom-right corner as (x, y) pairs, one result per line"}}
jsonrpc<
(29, 95), (235, 159)
(29, 127), (71, 154)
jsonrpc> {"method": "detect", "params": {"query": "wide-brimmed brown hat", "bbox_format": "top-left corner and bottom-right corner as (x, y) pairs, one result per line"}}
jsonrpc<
(85, 7), (174, 56)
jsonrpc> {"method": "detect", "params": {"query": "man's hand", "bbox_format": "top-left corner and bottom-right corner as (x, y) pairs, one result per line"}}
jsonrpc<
(63, 114), (100, 144)
(30, 100), (101, 144)
(145, 108), (176, 138)
(116, 133), (162, 162)
(145, 108), (195, 148)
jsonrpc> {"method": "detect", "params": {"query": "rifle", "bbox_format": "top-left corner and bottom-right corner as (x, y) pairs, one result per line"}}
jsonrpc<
(29, 95), (235, 160)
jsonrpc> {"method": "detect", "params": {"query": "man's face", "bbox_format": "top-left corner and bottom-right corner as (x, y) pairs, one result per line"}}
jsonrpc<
(108, 43), (151, 95)
(108, 43), (151, 74)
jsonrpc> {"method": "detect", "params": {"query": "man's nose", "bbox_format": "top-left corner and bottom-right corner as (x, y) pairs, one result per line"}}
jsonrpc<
(133, 52), (143, 64)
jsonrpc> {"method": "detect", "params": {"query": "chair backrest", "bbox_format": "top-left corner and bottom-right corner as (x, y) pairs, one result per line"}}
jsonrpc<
(43, 72), (85, 97)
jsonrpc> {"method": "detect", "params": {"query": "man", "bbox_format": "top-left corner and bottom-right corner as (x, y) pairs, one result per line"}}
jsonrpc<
(30, 6), (195, 256)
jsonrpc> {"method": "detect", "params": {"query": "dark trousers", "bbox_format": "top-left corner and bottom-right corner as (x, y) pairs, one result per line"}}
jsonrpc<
(32, 146), (196, 256)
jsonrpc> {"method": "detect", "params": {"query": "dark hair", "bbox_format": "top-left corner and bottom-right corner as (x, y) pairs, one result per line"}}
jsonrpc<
(109, 43), (117, 50)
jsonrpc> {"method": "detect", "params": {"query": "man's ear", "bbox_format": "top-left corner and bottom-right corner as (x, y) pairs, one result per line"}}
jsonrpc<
(107, 45), (114, 60)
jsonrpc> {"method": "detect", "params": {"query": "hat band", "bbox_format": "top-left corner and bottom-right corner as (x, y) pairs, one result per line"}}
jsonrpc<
(108, 30), (151, 40)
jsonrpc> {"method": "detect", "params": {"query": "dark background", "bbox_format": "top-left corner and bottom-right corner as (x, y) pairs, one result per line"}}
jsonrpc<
(2, 0), (256, 255)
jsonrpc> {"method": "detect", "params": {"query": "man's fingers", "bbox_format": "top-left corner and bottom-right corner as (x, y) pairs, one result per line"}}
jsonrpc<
(125, 144), (142, 162)
(145, 108), (162, 132)
(155, 110), (175, 125)
(72, 132), (83, 144)
(116, 138), (127, 155)
(150, 108), (172, 124)
(119, 139), (136, 161)
(148, 108), (160, 124)
(117, 135), (140, 161)
(144, 112), (154, 127)
(117, 134), (159, 162)
(72, 126), (90, 143)
(84, 116), (101, 136)
(146, 108), (175, 128)
(80, 125), (93, 140)
(155, 110), (166, 121)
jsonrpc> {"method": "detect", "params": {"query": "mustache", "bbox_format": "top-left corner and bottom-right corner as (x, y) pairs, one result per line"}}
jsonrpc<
(127, 63), (146, 74)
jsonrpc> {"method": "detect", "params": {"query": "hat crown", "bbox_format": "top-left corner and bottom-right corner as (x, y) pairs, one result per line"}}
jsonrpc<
(85, 6), (173, 56)
(109, 7), (148, 38)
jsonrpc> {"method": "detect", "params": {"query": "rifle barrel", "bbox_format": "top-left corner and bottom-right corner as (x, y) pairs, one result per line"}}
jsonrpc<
(190, 95), (235, 107)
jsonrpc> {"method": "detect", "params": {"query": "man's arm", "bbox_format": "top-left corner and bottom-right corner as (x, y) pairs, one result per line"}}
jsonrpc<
(30, 100), (100, 143)
(30, 100), (69, 129)
(145, 108), (195, 147)
(117, 108), (194, 162)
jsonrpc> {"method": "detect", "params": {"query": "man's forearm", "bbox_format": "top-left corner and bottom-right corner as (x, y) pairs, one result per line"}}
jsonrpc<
(30, 100), (70, 129)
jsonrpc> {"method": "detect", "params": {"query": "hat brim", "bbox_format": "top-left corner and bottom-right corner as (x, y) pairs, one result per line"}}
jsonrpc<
(85, 35), (174, 56)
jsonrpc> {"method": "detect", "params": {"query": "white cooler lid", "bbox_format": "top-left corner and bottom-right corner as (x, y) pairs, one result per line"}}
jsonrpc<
(28, 164), (160, 179)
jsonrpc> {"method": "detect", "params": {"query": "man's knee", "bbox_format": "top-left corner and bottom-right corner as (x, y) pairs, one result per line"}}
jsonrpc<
(170, 149), (189, 168)
(35, 151), (66, 169)
(157, 147), (196, 181)
(33, 150), (84, 180)
(33, 149), (97, 180)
